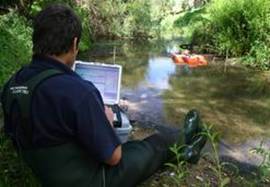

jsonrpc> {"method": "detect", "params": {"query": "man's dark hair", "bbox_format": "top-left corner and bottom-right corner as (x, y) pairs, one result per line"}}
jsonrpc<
(32, 4), (82, 55)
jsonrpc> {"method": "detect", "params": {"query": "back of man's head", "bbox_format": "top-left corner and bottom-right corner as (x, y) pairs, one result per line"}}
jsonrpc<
(32, 4), (82, 56)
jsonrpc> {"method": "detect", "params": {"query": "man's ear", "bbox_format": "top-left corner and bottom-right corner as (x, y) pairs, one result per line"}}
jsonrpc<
(72, 37), (79, 54)
(74, 37), (78, 49)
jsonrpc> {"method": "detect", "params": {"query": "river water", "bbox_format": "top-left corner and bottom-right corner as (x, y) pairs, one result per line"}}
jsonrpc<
(0, 40), (269, 167)
(80, 40), (270, 167)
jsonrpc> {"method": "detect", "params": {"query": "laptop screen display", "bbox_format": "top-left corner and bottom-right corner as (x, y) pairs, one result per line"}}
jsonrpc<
(75, 63), (121, 104)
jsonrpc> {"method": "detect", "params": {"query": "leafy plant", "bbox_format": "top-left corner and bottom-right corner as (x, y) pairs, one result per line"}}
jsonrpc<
(0, 131), (40, 187)
(175, 0), (270, 70)
(208, 0), (270, 69)
(165, 144), (188, 186)
(250, 141), (270, 183)
(202, 124), (234, 187)
(0, 10), (32, 85)
(28, 0), (92, 51)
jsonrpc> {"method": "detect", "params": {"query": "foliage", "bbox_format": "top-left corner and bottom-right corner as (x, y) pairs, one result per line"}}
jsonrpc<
(175, 0), (270, 70)
(0, 131), (40, 187)
(173, 6), (212, 46)
(0, 1), (92, 86)
(250, 141), (270, 183)
(74, 4), (92, 51)
(28, 0), (76, 15)
(85, 0), (128, 39)
(174, 7), (207, 28)
(28, 0), (91, 51)
(0, 11), (32, 85)
(78, 0), (179, 40)
(243, 40), (270, 70)
(165, 144), (188, 185)
(202, 124), (233, 187)
(84, 0), (156, 39)
(209, 0), (270, 69)
(1, 0), (179, 43)
(126, 0), (153, 38)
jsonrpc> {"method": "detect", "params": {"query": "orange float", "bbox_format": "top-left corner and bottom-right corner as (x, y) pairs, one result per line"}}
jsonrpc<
(171, 53), (208, 67)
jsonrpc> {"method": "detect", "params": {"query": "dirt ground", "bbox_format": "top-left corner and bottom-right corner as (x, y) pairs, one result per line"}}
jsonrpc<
(130, 124), (270, 187)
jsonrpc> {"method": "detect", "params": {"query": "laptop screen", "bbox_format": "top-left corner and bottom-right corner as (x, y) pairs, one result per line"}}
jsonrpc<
(74, 62), (121, 104)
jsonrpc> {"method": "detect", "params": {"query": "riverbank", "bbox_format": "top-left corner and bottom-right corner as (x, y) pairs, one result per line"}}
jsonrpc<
(129, 123), (270, 187)
(1, 109), (269, 187)
(1, 39), (270, 186)
(174, 0), (270, 70)
(0, 118), (269, 186)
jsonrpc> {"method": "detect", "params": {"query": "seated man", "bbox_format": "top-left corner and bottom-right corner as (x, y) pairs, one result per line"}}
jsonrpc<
(1, 4), (206, 187)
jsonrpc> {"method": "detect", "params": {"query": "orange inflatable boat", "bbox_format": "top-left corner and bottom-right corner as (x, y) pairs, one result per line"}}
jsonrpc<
(171, 53), (208, 67)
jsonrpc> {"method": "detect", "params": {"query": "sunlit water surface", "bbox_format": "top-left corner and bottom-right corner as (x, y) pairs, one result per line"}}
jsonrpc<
(80, 40), (270, 165)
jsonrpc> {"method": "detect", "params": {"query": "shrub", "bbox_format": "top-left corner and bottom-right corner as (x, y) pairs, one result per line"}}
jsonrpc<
(208, 0), (270, 69)
(0, 11), (32, 86)
(175, 0), (270, 70)
(86, 0), (155, 39)
(29, 0), (92, 51)
(0, 132), (40, 187)
(126, 0), (153, 38)
(0, 2), (92, 87)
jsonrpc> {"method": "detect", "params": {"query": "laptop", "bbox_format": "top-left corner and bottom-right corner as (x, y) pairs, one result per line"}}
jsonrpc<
(74, 61), (122, 105)
(73, 61), (124, 127)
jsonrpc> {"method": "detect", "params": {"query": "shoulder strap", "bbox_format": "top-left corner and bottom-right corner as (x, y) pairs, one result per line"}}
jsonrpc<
(3, 69), (63, 148)
(20, 69), (63, 118)
(25, 69), (63, 93)
(5, 69), (63, 118)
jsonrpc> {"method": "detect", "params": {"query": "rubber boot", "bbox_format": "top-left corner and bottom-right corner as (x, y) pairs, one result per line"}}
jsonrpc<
(184, 109), (201, 145)
(182, 110), (207, 164)
(182, 132), (207, 164)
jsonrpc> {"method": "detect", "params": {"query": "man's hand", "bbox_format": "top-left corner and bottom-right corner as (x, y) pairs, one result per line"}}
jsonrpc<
(105, 106), (114, 127)
(105, 145), (122, 166)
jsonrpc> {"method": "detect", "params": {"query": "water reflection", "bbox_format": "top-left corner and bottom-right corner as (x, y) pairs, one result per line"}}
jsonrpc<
(163, 65), (270, 143)
(145, 56), (176, 89)
(79, 40), (270, 144)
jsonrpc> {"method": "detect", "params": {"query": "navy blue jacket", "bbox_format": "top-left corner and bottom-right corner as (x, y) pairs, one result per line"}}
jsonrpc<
(1, 55), (120, 162)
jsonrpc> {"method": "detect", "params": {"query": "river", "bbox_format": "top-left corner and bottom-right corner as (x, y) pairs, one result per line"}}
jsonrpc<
(0, 39), (269, 168)
(80, 40), (270, 167)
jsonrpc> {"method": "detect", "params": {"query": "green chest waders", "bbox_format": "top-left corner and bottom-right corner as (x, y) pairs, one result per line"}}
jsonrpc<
(3, 69), (105, 187)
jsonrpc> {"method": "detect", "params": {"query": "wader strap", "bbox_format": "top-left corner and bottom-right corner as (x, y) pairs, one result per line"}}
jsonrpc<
(3, 69), (63, 148)
(19, 69), (63, 119)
